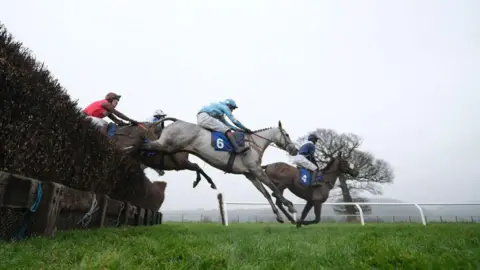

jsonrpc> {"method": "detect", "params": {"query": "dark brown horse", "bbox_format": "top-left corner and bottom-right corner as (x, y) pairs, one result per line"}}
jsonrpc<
(105, 121), (217, 189)
(262, 152), (359, 227)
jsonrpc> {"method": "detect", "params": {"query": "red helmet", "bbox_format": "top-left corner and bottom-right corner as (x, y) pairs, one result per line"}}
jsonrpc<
(105, 92), (121, 101)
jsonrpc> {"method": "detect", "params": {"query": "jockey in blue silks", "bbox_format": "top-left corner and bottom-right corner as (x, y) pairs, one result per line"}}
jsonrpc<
(292, 133), (321, 187)
(197, 98), (252, 153)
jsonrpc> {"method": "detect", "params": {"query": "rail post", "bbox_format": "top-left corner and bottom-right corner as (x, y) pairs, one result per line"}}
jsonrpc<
(413, 204), (427, 225)
(354, 203), (365, 225)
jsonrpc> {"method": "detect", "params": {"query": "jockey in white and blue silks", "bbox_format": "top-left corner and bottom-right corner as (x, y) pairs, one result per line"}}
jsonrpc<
(292, 133), (321, 187)
(144, 109), (168, 176)
(197, 99), (252, 153)
(146, 109), (167, 128)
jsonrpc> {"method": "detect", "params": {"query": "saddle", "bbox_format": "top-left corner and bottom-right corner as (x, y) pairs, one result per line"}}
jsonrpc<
(297, 167), (323, 187)
(203, 127), (248, 173)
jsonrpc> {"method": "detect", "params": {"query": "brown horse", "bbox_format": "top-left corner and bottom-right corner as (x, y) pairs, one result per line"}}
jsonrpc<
(105, 121), (217, 189)
(262, 152), (359, 227)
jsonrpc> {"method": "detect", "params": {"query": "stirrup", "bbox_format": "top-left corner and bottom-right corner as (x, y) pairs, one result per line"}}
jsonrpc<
(310, 170), (320, 186)
(311, 180), (321, 186)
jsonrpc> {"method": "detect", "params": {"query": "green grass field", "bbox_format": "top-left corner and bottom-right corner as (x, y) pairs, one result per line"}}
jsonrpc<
(1, 223), (479, 269)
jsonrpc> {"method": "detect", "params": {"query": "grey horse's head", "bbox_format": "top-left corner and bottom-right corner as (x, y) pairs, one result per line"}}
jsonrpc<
(273, 121), (299, 156)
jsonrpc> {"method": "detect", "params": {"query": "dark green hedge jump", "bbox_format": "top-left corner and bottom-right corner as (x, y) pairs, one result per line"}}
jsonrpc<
(0, 23), (146, 200)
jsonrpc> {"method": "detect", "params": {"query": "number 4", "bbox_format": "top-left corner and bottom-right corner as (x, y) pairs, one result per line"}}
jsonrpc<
(216, 138), (224, 149)
(301, 175), (307, 182)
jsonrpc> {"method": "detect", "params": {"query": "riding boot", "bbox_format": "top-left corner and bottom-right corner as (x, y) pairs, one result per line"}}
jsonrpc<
(310, 169), (322, 187)
(225, 131), (250, 154)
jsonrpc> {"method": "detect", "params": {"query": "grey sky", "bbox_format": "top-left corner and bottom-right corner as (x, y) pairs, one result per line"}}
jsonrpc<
(1, 0), (479, 211)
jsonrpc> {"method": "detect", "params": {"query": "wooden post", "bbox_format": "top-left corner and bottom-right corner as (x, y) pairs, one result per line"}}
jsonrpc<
(98, 195), (109, 228)
(30, 181), (62, 237)
(153, 211), (158, 224)
(122, 202), (131, 225)
(146, 210), (153, 225)
(217, 193), (226, 225)
(135, 208), (145, 226)
(0, 172), (39, 209)
(158, 212), (163, 224)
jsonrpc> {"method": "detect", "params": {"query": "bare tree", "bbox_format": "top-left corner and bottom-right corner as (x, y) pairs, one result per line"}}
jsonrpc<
(296, 128), (394, 219)
(332, 197), (372, 216)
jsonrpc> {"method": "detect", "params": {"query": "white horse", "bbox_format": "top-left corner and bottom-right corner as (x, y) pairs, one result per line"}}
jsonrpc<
(140, 117), (299, 223)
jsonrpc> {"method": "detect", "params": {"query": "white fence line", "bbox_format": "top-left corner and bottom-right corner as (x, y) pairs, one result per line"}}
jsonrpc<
(220, 198), (480, 226)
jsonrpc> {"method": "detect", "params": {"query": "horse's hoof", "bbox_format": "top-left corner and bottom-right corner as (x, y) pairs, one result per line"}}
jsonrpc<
(296, 222), (302, 228)
(210, 184), (217, 190)
(276, 217), (284, 223)
(193, 181), (199, 188)
(291, 220), (296, 225)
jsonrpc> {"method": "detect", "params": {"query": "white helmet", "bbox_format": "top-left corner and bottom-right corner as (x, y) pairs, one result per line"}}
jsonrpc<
(154, 109), (166, 117)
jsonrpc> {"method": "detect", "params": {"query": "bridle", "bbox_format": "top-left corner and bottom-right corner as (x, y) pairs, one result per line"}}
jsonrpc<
(246, 127), (295, 153)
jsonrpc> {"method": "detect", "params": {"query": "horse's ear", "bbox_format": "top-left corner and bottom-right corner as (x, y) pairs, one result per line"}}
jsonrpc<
(278, 120), (282, 128)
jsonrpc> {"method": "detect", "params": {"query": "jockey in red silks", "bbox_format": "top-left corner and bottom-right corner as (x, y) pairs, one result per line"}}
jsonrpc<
(83, 92), (139, 135)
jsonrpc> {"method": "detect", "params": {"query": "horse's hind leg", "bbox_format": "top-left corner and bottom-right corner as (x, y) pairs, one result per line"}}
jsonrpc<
(170, 154), (217, 190)
(245, 173), (284, 223)
(187, 162), (217, 190)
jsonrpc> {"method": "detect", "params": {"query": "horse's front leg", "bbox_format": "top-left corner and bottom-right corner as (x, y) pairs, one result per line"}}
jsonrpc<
(250, 167), (296, 214)
(275, 197), (296, 224)
(297, 201), (322, 227)
(296, 201), (313, 228)
(244, 173), (284, 223)
(141, 137), (170, 152)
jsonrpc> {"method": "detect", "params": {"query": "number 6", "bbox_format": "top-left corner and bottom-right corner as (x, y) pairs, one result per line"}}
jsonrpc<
(216, 138), (224, 149)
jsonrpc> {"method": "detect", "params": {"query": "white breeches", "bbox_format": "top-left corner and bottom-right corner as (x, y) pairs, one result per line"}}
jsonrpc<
(292, 155), (318, 171)
(86, 116), (108, 130)
(197, 112), (230, 133)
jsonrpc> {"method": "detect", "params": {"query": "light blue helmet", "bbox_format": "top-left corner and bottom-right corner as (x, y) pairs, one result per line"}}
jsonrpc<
(222, 98), (238, 108)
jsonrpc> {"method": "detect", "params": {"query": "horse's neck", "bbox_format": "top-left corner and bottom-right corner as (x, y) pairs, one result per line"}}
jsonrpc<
(249, 128), (275, 154)
(321, 164), (341, 187)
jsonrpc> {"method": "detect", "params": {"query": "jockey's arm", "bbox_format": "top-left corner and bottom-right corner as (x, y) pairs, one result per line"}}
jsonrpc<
(299, 142), (315, 159)
(106, 113), (124, 125)
(222, 107), (249, 131)
(102, 102), (136, 123)
(305, 143), (319, 166)
(218, 116), (238, 131)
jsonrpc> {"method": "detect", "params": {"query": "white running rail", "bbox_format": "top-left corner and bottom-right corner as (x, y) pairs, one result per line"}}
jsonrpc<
(218, 194), (480, 226)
